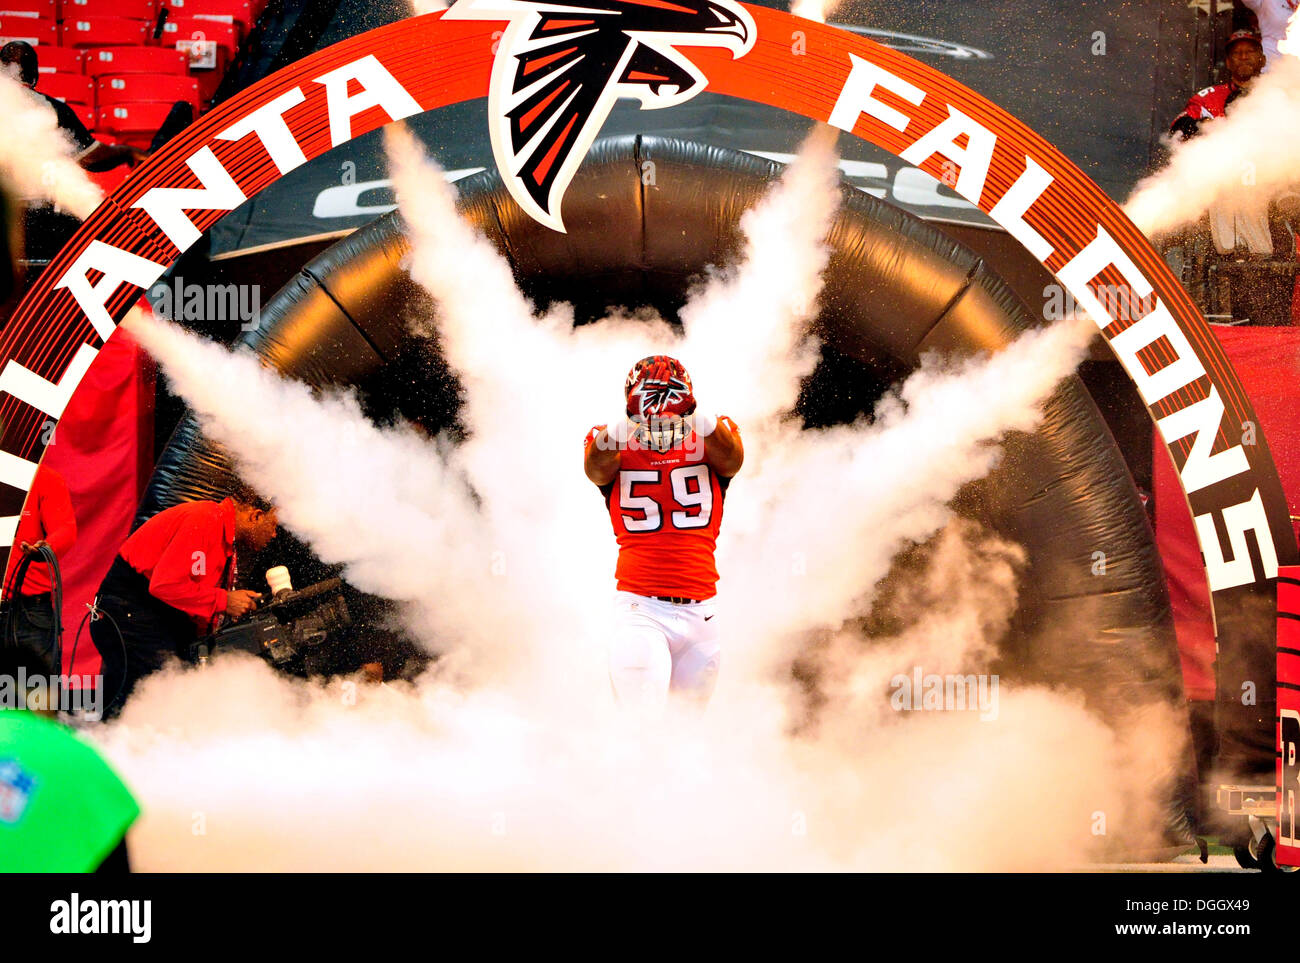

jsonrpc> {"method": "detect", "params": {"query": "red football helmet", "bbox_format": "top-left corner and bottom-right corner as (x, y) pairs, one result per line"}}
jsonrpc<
(624, 355), (696, 421)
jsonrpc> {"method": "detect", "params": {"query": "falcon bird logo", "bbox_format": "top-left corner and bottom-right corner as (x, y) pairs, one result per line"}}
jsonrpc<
(443, 0), (755, 232)
(630, 375), (691, 419)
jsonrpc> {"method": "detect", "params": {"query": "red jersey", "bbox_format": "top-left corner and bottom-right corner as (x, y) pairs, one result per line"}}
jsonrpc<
(1170, 81), (1246, 131)
(3, 466), (76, 597)
(119, 498), (238, 629)
(585, 417), (739, 600)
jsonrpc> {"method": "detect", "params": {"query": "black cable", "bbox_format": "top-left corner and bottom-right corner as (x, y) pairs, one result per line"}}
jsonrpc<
(44, 545), (62, 673)
(4, 546), (129, 719)
(75, 603), (128, 717)
(2, 544), (28, 633)
(3, 545), (60, 651)
(4, 544), (64, 700)
(66, 606), (89, 684)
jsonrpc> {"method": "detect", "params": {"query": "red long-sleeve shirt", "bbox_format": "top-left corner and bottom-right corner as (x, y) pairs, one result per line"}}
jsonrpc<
(4, 466), (77, 597)
(1170, 81), (1247, 134)
(119, 498), (237, 626)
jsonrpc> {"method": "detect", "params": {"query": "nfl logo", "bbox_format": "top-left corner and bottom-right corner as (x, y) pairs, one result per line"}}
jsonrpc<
(0, 759), (36, 824)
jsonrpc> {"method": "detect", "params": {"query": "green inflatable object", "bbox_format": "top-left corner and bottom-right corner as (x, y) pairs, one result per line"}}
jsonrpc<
(0, 712), (138, 872)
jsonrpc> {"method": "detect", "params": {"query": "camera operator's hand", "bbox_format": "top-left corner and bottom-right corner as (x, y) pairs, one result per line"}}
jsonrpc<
(20, 539), (49, 557)
(224, 590), (262, 620)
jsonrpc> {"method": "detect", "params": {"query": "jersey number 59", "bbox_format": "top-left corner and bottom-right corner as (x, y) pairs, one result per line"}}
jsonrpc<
(619, 466), (713, 532)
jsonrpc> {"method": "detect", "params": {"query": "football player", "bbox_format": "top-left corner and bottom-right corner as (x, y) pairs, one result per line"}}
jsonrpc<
(583, 356), (743, 713)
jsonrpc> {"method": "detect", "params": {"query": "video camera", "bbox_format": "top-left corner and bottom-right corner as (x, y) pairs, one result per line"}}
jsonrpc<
(189, 576), (351, 669)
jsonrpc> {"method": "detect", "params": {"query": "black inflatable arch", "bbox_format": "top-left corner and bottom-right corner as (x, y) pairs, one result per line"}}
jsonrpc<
(143, 136), (1187, 749)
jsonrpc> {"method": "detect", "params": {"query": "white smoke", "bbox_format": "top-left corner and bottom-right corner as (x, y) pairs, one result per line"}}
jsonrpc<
(1124, 9), (1300, 239)
(0, 70), (103, 220)
(790, 0), (837, 24)
(121, 309), (543, 687)
(96, 518), (1178, 871)
(676, 123), (839, 429)
(720, 313), (1098, 678)
(110, 127), (1185, 870)
(809, 519), (1028, 717)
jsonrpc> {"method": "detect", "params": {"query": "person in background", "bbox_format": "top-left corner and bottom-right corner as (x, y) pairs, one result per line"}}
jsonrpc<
(91, 488), (278, 718)
(1169, 29), (1265, 140)
(1241, 0), (1298, 69)
(0, 642), (138, 871)
(2, 464), (75, 665)
(1171, 26), (1295, 320)
(0, 40), (144, 171)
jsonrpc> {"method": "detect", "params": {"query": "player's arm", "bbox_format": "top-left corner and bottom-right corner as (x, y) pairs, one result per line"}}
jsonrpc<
(695, 414), (744, 478)
(584, 423), (625, 486)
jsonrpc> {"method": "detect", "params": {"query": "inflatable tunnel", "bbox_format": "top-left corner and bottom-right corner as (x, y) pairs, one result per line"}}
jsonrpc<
(141, 136), (1191, 804)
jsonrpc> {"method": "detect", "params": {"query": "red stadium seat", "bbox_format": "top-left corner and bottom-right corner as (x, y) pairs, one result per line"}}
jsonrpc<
(162, 0), (251, 34)
(84, 44), (186, 75)
(63, 0), (160, 19)
(0, 2), (57, 19)
(159, 15), (237, 61)
(97, 99), (172, 144)
(97, 71), (198, 112)
(0, 15), (57, 44)
(193, 63), (220, 101)
(36, 71), (95, 105)
(61, 15), (152, 47)
(71, 103), (97, 129)
(35, 45), (86, 74)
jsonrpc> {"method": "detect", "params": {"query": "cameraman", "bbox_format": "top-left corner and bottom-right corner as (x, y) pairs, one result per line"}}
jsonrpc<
(92, 489), (278, 717)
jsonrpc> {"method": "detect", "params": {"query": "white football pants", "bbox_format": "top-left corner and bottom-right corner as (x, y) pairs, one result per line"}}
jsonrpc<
(608, 591), (720, 714)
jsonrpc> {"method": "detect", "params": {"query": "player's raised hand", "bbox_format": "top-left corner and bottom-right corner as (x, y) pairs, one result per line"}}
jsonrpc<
(601, 416), (636, 449)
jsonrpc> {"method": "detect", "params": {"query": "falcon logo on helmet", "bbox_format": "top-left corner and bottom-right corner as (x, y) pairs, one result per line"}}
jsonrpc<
(631, 376), (692, 419)
(625, 355), (695, 420)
